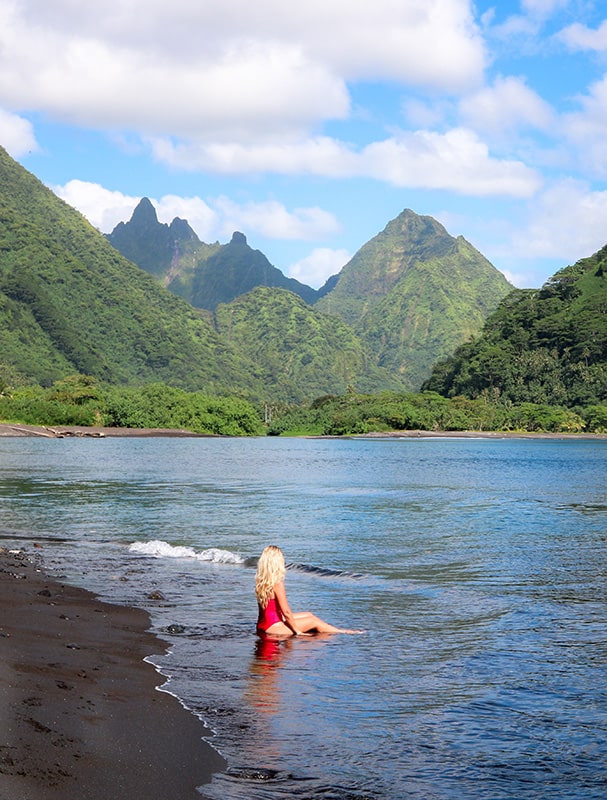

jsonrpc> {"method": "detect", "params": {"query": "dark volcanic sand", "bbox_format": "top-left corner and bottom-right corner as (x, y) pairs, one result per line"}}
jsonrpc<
(0, 548), (225, 799)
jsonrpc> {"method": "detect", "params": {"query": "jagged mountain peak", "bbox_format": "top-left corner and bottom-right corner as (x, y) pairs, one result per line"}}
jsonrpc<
(315, 207), (512, 388)
(130, 196), (158, 224)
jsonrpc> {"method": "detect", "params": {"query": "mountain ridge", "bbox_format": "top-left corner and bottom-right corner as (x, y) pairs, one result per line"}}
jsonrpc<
(0, 147), (406, 400)
(315, 209), (513, 388)
(108, 201), (512, 389)
(107, 201), (321, 308)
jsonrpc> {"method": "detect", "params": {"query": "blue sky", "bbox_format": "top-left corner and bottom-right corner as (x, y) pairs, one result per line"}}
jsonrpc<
(2, 0), (607, 288)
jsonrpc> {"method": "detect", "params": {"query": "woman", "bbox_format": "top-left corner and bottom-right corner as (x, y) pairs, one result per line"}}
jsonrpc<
(255, 545), (363, 636)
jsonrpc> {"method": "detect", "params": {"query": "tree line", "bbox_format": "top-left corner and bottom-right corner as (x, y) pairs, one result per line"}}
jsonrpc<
(2, 375), (607, 436)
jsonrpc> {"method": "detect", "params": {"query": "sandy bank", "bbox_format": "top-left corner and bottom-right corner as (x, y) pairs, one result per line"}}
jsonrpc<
(0, 548), (225, 799)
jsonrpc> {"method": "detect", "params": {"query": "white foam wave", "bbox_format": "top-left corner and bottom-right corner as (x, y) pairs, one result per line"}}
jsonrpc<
(128, 540), (244, 565)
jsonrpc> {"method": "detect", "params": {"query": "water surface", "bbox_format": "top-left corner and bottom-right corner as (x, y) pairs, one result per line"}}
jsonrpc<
(1, 436), (606, 799)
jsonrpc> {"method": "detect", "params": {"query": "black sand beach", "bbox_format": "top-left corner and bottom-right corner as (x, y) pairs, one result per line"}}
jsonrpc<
(2, 422), (607, 440)
(0, 548), (225, 799)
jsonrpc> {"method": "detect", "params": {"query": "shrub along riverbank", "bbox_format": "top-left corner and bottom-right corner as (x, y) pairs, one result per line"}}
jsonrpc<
(1, 375), (607, 436)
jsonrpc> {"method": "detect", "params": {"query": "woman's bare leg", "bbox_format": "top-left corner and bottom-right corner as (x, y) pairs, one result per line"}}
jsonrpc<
(293, 611), (363, 634)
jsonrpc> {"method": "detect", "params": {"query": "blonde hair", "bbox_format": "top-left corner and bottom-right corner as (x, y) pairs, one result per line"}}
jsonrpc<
(255, 545), (286, 608)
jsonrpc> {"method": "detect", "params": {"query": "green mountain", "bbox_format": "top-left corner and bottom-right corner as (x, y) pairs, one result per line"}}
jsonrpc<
(315, 209), (512, 389)
(107, 201), (318, 309)
(106, 198), (220, 301)
(0, 147), (406, 402)
(190, 231), (318, 309)
(214, 287), (405, 402)
(423, 247), (607, 406)
(0, 146), (259, 393)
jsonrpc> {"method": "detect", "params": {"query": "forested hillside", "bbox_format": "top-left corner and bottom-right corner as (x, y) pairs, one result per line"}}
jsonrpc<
(315, 209), (513, 388)
(423, 247), (607, 406)
(109, 202), (512, 391)
(214, 287), (404, 402)
(0, 147), (407, 401)
(0, 146), (260, 393)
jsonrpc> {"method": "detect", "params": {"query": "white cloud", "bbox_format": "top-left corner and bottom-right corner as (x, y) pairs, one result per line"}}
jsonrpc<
(0, 108), (38, 157)
(51, 179), (340, 246)
(360, 128), (541, 196)
(562, 75), (607, 176)
(521, 0), (569, 18)
(0, 0), (485, 146)
(558, 20), (607, 51)
(148, 136), (357, 176)
(150, 128), (541, 197)
(52, 180), (140, 232)
(512, 179), (607, 260)
(470, 178), (607, 287)
(151, 196), (218, 242)
(21, 0), (486, 87)
(288, 248), (351, 288)
(213, 198), (341, 241)
(459, 76), (555, 137)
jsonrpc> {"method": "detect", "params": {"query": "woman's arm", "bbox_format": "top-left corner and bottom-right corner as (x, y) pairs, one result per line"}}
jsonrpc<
(273, 581), (304, 635)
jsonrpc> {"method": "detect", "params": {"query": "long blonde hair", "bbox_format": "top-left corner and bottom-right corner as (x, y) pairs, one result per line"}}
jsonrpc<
(255, 545), (286, 608)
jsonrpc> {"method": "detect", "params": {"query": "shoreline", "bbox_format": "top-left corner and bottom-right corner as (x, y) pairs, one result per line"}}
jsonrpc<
(351, 429), (607, 440)
(0, 547), (225, 799)
(2, 422), (607, 440)
(0, 423), (215, 438)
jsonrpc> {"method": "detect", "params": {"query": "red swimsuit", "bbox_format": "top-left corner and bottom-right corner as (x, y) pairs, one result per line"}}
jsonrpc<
(257, 596), (283, 632)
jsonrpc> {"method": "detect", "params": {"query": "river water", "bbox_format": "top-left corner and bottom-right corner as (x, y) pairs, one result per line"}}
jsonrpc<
(1, 435), (606, 799)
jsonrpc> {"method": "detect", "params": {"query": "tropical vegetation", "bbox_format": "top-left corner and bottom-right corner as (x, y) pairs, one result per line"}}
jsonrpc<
(3, 376), (606, 437)
(423, 247), (607, 407)
(0, 375), (263, 435)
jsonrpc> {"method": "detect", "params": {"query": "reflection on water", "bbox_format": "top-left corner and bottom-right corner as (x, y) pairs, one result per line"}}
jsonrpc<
(247, 635), (292, 716)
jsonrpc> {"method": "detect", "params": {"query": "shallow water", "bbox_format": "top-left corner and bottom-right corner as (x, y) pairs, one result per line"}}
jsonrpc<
(1, 436), (606, 799)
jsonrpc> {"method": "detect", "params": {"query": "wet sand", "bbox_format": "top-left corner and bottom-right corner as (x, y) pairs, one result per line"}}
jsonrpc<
(0, 548), (225, 799)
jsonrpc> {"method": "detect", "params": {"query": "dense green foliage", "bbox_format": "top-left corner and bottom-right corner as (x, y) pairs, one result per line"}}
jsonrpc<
(0, 375), (263, 435)
(423, 247), (607, 406)
(214, 287), (406, 402)
(314, 209), (512, 390)
(267, 391), (603, 436)
(2, 375), (606, 436)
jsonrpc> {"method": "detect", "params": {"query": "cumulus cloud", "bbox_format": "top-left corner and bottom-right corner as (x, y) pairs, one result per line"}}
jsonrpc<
(52, 179), (340, 246)
(520, 0), (569, 18)
(0, 108), (38, 157)
(0, 0), (485, 145)
(360, 128), (541, 195)
(54, 180), (141, 233)
(559, 20), (607, 52)
(512, 179), (607, 260)
(459, 76), (555, 137)
(213, 197), (341, 240)
(470, 178), (607, 287)
(150, 129), (540, 197)
(562, 75), (607, 176)
(288, 248), (352, 288)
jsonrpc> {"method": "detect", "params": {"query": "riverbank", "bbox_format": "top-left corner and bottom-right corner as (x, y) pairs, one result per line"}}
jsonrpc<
(0, 548), (225, 799)
(2, 423), (607, 439)
(0, 423), (213, 437)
